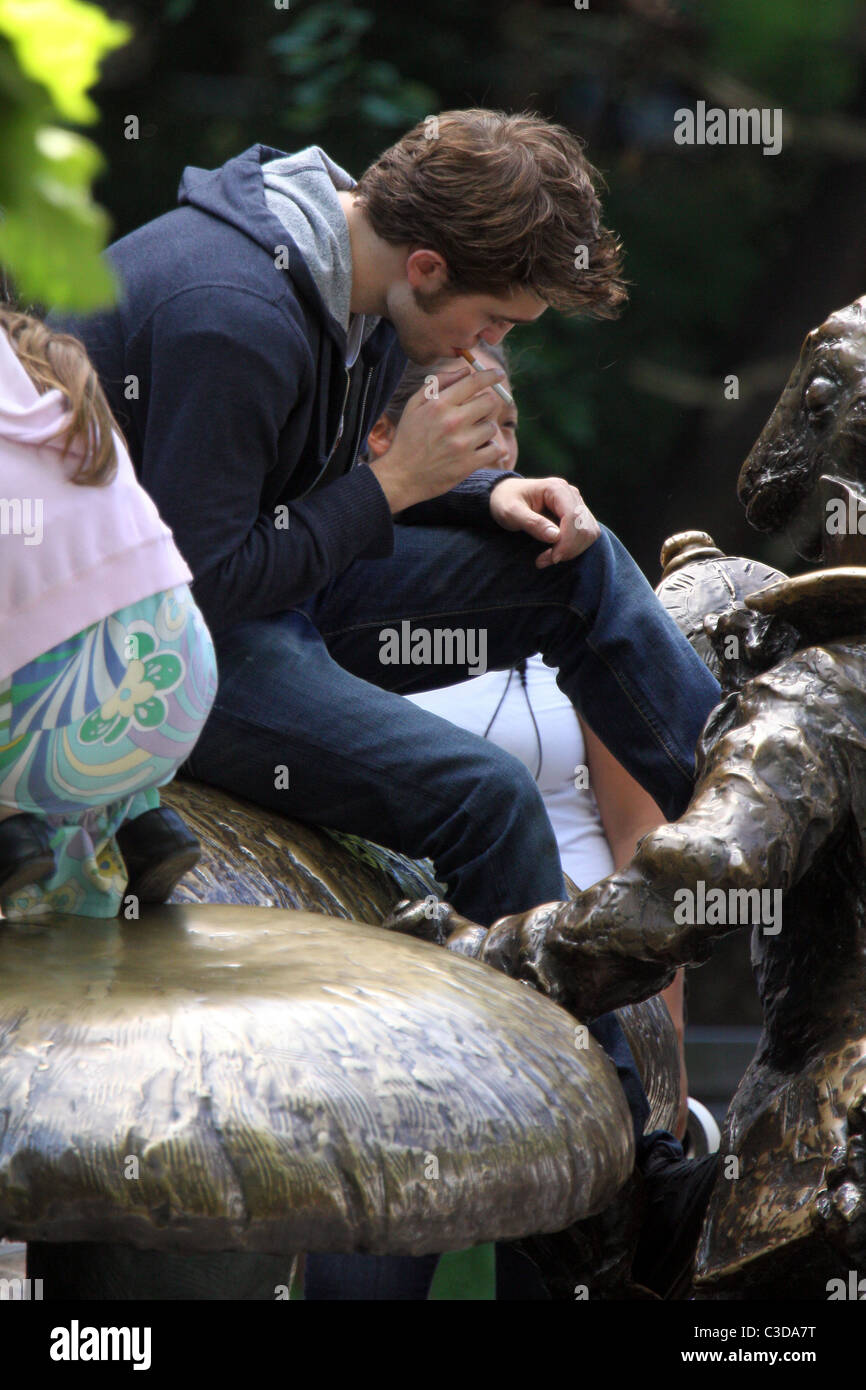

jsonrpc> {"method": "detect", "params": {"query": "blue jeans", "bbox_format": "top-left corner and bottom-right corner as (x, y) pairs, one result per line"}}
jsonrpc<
(186, 522), (719, 924)
(185, 521), (719, 1298)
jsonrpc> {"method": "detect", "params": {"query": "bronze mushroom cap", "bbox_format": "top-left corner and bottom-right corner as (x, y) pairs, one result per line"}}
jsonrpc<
(0, 904), (634, 1256)
(161, 780), (681, 1140)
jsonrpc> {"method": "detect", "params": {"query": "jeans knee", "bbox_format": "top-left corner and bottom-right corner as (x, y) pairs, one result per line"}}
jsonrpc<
(468, 744), (551, 842)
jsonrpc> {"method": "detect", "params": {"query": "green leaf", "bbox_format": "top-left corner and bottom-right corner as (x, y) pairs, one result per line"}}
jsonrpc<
(270, 3), (370, 56)
(0, 0), (130, 123)
(359, 92), (407, 127)
(290, 73), (343, 108)
(0, 124), (117, 309)
(365, 60), (400, 87)
(164, 0), (196, 22)
(0, 3), (130, 308)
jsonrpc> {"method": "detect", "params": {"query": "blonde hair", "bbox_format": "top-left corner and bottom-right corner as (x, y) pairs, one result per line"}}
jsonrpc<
(0, 305), (118, 485)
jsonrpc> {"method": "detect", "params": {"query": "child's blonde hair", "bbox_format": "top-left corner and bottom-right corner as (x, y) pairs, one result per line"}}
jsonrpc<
(0, 305), (118, 485)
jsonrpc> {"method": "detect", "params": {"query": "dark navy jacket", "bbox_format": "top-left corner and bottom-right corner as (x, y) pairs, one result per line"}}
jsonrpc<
(58, 144), (510, 636)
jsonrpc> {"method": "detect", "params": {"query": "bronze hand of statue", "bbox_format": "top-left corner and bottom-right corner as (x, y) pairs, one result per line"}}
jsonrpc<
(381, 897), (488, 956)
(703, 604), (799, 694)
(382, 864), (687, 1020)
(474, 871), (686, 1019)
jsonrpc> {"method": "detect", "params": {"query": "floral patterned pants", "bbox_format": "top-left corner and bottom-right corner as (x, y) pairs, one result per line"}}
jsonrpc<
(0, 584), (217, 918)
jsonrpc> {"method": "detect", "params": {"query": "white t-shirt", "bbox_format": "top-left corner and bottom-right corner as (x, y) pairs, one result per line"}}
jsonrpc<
(406, 654), (615, 890)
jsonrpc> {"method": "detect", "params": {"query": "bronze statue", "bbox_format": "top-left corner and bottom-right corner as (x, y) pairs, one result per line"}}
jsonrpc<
(387, 296), (866, 1298)
(0, 776), (680, 1299)
(163, 777), (681, 1139)
(0, 901), (635, 1297)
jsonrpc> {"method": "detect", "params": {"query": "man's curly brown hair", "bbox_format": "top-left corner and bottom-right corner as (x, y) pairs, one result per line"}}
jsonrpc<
(354, 108), (626, 318)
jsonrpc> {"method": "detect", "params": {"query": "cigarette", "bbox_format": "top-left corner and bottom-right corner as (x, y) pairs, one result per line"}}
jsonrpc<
(456, 348), (515, 406)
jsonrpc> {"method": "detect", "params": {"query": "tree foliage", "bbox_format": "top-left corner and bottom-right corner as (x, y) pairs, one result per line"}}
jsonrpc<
(8, 0), (866, 570)
(0, 0), (129, 308)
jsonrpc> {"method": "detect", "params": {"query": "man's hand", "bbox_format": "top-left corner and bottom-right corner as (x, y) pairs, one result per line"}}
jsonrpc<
(489, 476), (601, 567)
(369, 363), (509, 514)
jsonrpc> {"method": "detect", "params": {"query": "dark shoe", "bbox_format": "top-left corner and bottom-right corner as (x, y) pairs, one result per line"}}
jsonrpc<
(0, 813), (56, 900)
(115, 807), (201, 904)
(632, 1150), (720, 1299)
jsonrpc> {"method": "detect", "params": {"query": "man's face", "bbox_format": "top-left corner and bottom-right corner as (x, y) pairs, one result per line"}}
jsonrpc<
(386, 269), (547, 365)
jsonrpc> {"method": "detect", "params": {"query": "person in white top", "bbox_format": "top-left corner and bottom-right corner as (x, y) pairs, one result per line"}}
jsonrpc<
(410, 657), (625, 900)
(303, 339), (713, 1301)
(366, 339), (689, 1136)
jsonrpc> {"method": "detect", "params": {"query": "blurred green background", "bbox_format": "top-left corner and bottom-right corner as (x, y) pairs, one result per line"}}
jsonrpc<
(9, 0), (866, 578)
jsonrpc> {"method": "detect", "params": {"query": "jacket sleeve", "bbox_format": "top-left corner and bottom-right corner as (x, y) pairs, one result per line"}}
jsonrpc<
(395, 468), (520, 529)
(129, 286), (394, 635)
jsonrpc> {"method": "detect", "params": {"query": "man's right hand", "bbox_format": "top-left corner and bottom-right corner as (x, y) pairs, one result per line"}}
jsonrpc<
(368, 363), (510, 514)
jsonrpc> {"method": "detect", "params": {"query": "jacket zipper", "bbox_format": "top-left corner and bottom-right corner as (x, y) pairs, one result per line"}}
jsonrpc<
(349, 367), (374, 469)
(298, 365), (352, 499)
(299, 363), (373, 499)
(327, 366), (352, 462)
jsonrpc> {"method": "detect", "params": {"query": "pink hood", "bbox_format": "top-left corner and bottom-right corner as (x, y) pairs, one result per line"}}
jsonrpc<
(0, 328), (193, 681)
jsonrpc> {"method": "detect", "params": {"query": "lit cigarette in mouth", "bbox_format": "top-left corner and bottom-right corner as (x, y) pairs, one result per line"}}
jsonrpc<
(456, 349), (515, 406)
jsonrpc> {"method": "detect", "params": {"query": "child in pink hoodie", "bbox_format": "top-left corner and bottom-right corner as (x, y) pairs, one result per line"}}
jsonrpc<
(0, 307), (217, 918)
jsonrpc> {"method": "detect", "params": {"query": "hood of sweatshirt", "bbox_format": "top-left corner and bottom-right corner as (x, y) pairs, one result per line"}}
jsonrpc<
(0, 330), (74, 448)
(262, 147), (380, 366)
(177, 143), (379, 361)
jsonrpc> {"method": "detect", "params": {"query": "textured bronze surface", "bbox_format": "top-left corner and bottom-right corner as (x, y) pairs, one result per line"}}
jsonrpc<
(167, 779), (683, 1152)
(744, 567), (866, 643)
(659, 531), (724, 575)
(655, 538), (786, 685)
(617, 998), (681, 1138)
(421, 623), (866, 1295)
(382, 897), (681, 1138)
(162, 779), (440, 920)
(0, 904), (634, 1254)
(738, 294), (866, 566)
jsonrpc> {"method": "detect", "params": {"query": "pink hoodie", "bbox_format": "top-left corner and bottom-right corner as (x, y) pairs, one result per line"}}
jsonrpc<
(0, 328), (192, 680)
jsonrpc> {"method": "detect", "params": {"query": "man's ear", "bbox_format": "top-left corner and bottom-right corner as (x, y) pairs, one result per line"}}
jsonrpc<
(405, 247), (449, 292)
(365, 416), (396, 458)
